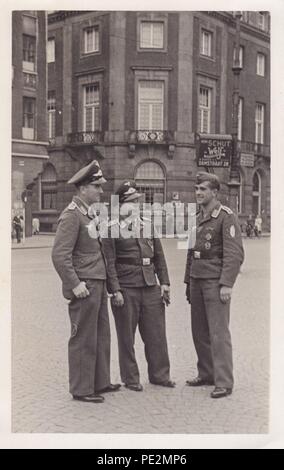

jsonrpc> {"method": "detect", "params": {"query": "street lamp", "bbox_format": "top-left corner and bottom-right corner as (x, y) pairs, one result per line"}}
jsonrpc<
(228, 11), (242, 212)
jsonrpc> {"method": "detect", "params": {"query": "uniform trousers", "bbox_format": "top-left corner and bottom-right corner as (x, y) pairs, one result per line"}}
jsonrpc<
(190, 278), (233, 389)
(68, 279), (111, 396)
(112, 285), (170, 385)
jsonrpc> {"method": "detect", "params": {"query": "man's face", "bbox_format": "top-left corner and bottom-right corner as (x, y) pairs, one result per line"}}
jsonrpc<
(195, 181), (217, 206)
(81, 183), (103, 204)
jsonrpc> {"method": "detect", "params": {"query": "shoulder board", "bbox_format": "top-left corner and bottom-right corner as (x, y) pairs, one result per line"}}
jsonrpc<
(221, 205), (233, 215)
(67, 201), (77, 211)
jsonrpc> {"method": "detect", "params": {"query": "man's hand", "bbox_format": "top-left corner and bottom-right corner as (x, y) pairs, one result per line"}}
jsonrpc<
(220, 286), (232, 303)
(72, 281), (90, 299)
(161, 284), (170, 306)
(185, 284), (191, 304)
(112, 291), (124, 307)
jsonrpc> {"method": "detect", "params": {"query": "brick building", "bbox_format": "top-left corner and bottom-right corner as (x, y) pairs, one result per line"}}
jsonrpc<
(30, 10), (270, 231)
(12, 11), (49, 236)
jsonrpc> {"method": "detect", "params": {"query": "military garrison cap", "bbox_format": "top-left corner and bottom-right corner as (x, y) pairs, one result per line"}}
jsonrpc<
(115, 180), (142, 203)
(195, 172), (220, 191)
(68, 160), (106, 186)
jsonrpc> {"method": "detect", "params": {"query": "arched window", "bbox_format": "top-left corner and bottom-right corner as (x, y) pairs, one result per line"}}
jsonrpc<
(40, 164), (57, 210)
(252, 171), (261, 216)
(135, 160), (165, 204)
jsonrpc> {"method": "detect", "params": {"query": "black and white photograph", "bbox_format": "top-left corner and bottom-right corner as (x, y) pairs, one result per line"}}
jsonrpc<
(1, 0), (284, 450)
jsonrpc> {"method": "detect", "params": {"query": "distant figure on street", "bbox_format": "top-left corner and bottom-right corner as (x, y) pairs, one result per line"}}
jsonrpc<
(246, 214), (254, 238)
(103, 181), (175, 392)
(13, 215), (22, 243)
(52, 160), (120, 404)
(254, 214), (262, 237)
(32, 217), (40, 235)
(184, 172), (244, 399)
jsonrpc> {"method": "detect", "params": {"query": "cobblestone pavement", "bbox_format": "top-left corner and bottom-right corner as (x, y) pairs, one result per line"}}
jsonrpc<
(11, 237), (269, 434)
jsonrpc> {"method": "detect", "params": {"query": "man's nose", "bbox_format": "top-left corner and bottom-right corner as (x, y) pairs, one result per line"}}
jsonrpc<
(99, 186), (103, 193)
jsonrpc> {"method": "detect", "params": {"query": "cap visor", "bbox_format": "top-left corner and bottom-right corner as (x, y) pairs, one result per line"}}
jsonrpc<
(90, 176), (107, 185)
(124, 192), (142, 202)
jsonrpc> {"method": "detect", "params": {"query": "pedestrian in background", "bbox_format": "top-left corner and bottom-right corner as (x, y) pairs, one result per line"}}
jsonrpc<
(13, 215), (22, 243)
(104, 181), (175, 392)
(184, 172), (244, 398)
(52, 160), (120, 403)
(32, 217), (40, 235)
(254, 214), (262, 237)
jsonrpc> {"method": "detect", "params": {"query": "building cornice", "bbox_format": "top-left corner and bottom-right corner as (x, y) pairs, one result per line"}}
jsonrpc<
(205, 11), (270, 43)
(48, 11), (92, 24)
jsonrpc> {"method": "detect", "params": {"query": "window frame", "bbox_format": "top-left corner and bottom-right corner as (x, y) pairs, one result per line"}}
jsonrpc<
(83, 83), (101, 132)
(138, 80), (165, 130)
(139, 21), (164, 50)
(22, 96), (36, 140)
(238, 97), (243, 141)
(83, 25), (100, 55)
(256, 52), (265, 77)
(40, 164), (57, 211)
(22, 34), (37, 72)
(255, 103), (265, 144)
(198, 85), (211, 134)
(47, 38), (55, 63)
(137, 13), (168, 53)
(200, 29), (213, 58)
(233, 45), (244, 68)
(47, 91), (56, 139)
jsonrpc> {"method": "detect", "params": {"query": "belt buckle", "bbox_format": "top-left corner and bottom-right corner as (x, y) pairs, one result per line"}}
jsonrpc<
(194, 251), (201, 259)
(142, 258), (150, 266)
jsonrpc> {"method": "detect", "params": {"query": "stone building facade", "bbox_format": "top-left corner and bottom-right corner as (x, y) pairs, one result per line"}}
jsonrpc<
(12, 11), (49, 236)
(28, 10), (270, 232)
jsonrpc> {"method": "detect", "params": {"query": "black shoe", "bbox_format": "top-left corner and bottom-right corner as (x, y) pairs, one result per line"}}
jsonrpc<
(96, 383), (121, 394)
(210, 387), (232, 399)
(73, 393), (104, 403)
(186, 377), (214, 387)
(150, 380), (176, 388)
(125, 383), (143, 392)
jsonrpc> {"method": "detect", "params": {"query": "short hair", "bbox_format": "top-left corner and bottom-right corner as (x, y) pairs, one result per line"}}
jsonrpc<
(195, 172), (220, 191)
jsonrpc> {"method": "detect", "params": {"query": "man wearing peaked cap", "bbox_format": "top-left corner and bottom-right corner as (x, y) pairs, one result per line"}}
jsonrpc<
(67, 159), (107, 186)
(115, 180), (142, 203)
(103, 180), (175, 392)
(184, 171), (244, 399)
(52, 160), (120, 403)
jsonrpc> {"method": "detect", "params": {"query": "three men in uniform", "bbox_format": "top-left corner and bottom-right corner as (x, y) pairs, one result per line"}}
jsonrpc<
(52, 161), (243, 401)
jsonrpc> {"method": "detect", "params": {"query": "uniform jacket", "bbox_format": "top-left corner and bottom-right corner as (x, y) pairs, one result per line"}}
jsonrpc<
(184, 201), (244, 288)
(103, 217), (170, 292)
(52, 196), (106, 300)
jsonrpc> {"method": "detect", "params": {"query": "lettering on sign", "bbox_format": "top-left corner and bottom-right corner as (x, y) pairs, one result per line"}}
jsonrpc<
(196, 134), (232, 168)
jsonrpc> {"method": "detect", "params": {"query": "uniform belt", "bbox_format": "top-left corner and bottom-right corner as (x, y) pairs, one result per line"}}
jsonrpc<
(192, 251), (223, 260)
(116, 257), (153, 266)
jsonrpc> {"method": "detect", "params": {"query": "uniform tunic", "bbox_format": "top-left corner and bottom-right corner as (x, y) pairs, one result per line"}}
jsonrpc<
(103, 218), (171, 385)
(184, 201), (244, 388)
(52, 196), (111, 396)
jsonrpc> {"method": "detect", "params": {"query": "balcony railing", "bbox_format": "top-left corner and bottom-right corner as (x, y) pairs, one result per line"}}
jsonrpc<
(238, 141), (270, 158)
(130, 130), (175, 144)
(67, 131), (103, 145)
